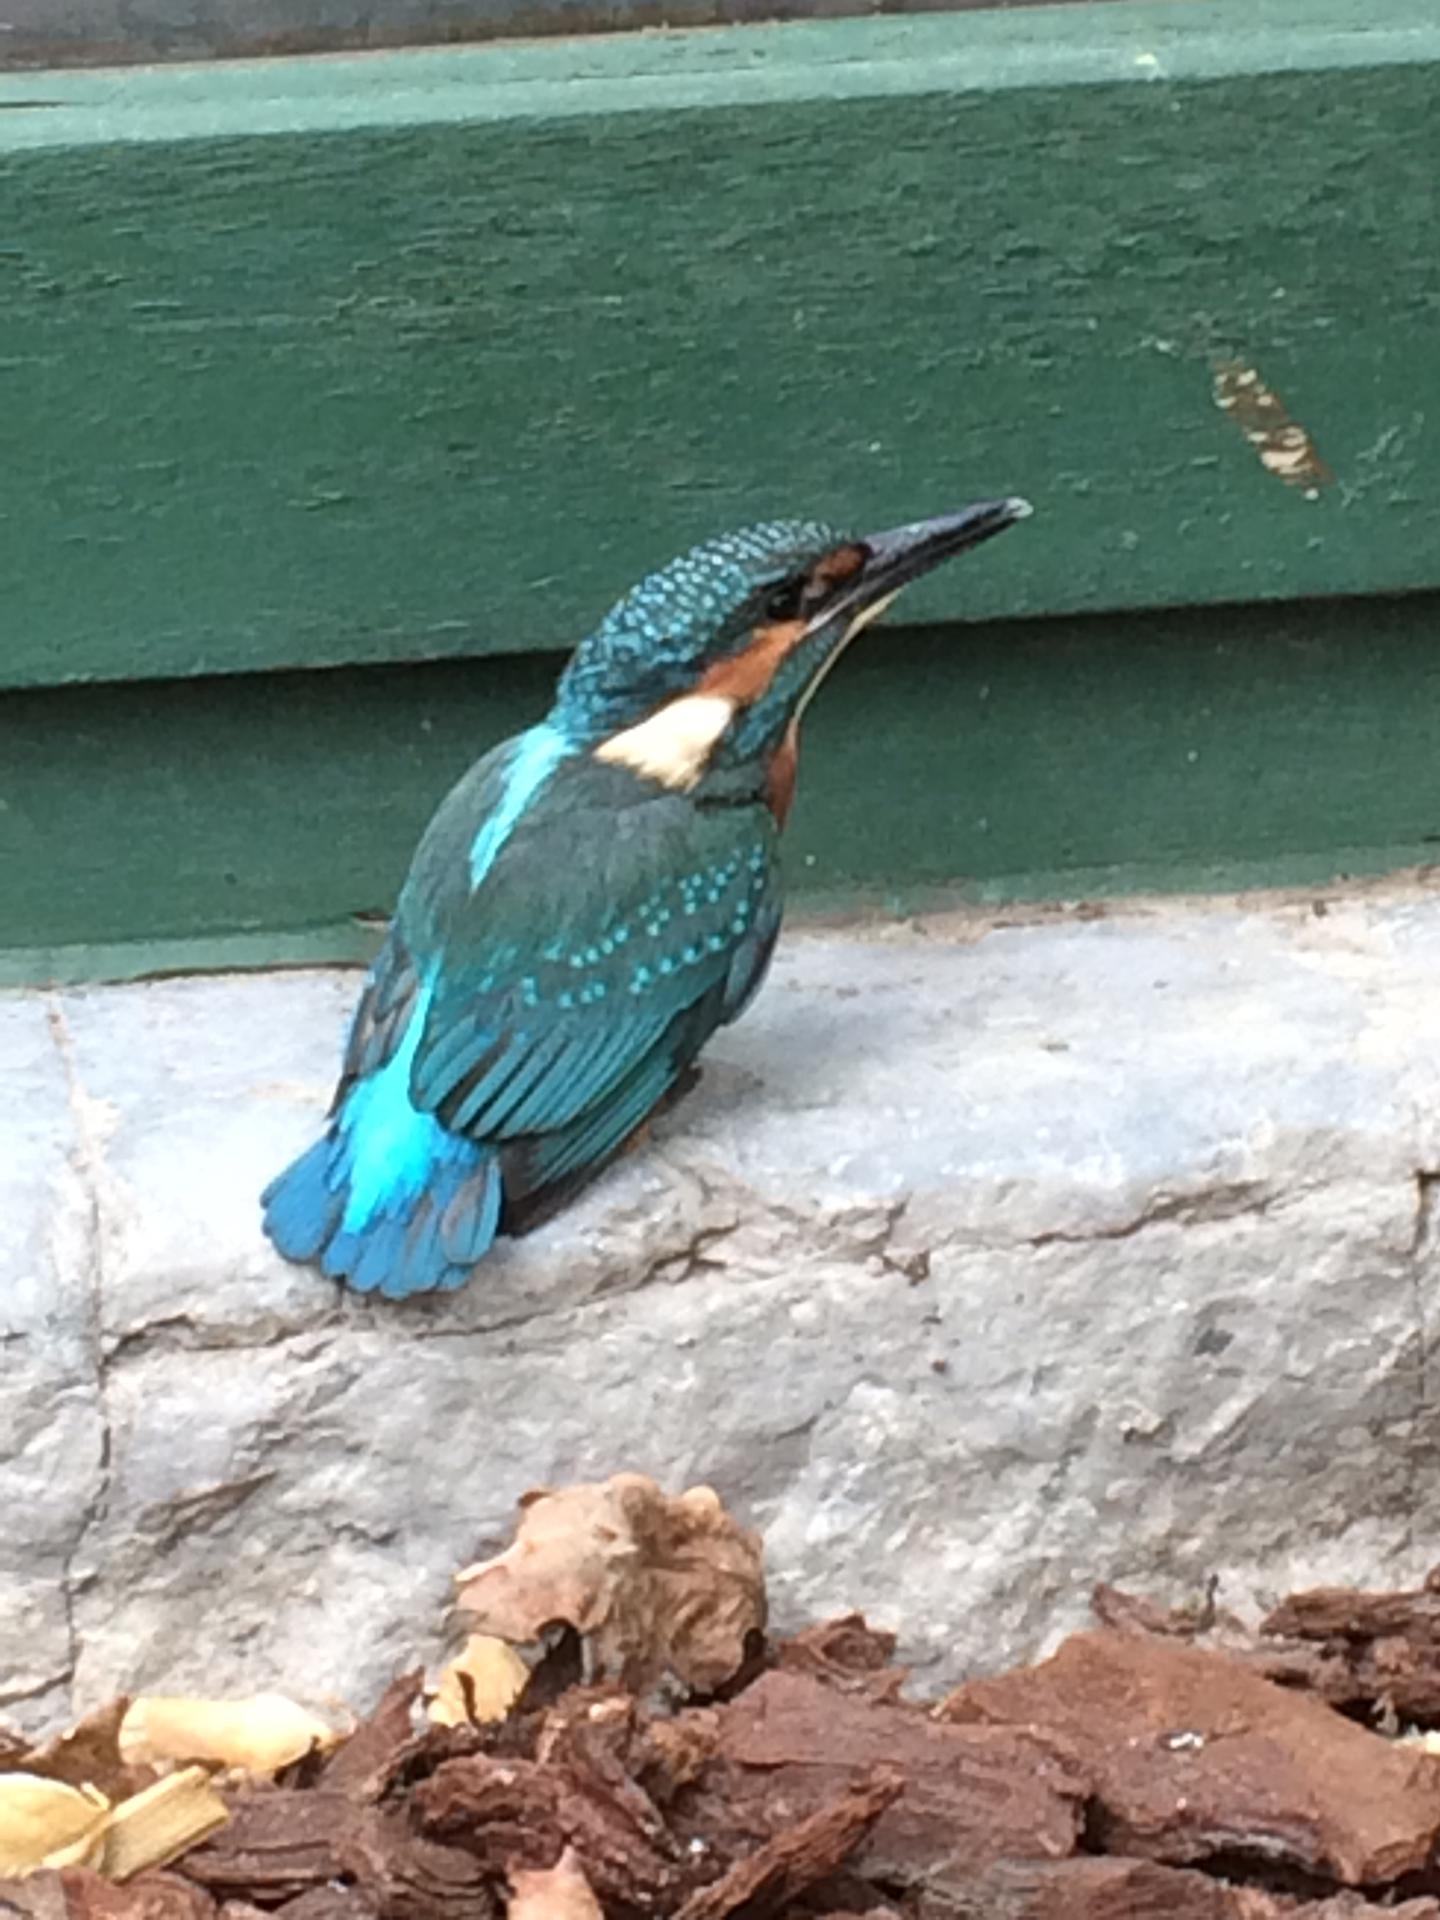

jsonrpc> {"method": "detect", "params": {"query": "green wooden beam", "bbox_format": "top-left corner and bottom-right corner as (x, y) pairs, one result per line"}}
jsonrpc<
(2, 0), (1436, 690)
(5, 591), (1440, 987)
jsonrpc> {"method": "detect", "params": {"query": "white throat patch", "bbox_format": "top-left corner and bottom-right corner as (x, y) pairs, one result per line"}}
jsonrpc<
(594, 692), (737, 791)
(793, 588), (899, 725)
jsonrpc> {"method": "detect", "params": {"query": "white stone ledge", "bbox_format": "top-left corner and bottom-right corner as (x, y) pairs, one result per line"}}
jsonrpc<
(5, 887), (1440, 1733)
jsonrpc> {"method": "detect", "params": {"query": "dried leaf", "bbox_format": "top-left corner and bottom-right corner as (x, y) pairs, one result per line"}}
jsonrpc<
(507, 1848), (602, 1920)
(428, 1639), (529, 1729)
(455, 1475), (764, 1693)
(120, 1698), (340, 1775)
(0, 1772), (109, 1875)
(100, 1769), (229, 1880)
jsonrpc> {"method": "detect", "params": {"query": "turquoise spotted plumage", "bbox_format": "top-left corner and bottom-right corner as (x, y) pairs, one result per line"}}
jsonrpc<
(262, 500), (1030, 1297)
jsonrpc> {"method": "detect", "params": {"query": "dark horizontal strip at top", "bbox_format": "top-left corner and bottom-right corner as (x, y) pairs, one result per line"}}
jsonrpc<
(0, 0), (1138, 70)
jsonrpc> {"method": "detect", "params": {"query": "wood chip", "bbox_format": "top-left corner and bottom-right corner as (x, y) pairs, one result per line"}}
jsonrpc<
(429, 1639), (530, 1730)
(120, 1699), (341, 1776)
(100, 1770), (229, 1881)
(0, 1773), (109, 1875)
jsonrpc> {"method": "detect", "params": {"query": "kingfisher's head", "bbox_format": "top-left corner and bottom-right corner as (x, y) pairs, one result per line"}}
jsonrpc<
(550, 499), (1030, 791)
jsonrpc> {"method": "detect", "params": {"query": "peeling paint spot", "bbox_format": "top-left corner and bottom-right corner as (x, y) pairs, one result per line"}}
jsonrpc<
(1213, 360), (1333, 499)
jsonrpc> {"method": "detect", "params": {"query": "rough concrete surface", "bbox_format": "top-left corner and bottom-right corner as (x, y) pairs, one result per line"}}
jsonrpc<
(6, 886), (1440, 1734)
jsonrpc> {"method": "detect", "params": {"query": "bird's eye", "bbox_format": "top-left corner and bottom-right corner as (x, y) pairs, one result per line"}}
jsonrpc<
(761, 579), (806, 623)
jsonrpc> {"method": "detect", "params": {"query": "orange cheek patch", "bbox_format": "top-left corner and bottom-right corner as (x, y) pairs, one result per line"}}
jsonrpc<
(810, 543), (868, 592)
(698, 619), (808, 704)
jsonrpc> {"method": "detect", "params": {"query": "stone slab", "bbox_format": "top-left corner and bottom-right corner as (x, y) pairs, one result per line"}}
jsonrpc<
(5, 886), (1440, 1730)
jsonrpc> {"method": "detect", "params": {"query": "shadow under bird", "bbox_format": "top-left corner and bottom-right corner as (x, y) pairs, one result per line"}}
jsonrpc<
(262, 499), (1031, 1298)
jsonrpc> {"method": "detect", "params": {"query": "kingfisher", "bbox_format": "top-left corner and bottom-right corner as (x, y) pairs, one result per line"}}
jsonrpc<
(262, 499), (1030, 1298)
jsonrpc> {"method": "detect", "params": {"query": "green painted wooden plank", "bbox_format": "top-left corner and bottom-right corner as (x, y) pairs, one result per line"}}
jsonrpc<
(1, 0), (1435, 690)
(4, 591), (1440, 987)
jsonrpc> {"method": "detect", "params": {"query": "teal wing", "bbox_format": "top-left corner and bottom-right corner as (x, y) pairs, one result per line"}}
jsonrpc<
(397, 764), (782, 1228)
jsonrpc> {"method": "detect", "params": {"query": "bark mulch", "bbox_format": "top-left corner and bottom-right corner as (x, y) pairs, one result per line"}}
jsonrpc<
(8, 1482), (1440, 1920)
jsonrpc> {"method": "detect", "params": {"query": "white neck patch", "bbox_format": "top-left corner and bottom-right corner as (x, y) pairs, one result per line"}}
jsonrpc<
(594, 692), (737, 791)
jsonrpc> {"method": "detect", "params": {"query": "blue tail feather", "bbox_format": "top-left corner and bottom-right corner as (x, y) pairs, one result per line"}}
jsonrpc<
(263, 1123), (503, 1298)
(260, 1137), (343, 1263)
(262, 991), (504, 1298)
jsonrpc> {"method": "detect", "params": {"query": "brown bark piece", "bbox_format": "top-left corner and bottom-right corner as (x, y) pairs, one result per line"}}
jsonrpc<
(1091, 1586), (1208, 1641)
(633, 1708), (722, 1806)
(941, 1629), (1440, 1884)
(939, 1860), (1440, 1920)
(414, 1751), (681, 1911)
(319, 1676), (424, 1803)
(919, 1856), (1256, 1919)
(775, 1618), (906, 1700)
(178, 1791), (356, 1901)
(1261, 1583), (1440, 1721)
(1265, 1583), (1440, 1642)
(59, 1869), (216, 1920)
(273, 1892), (383, 1920)
(333, 1809), (495, 1920)
(179, 1790), (493, 1920)
(1289, 1899), (1440, 1920)
(696, 1670), (1085, 1884)
(674, 1773), (899, 1920)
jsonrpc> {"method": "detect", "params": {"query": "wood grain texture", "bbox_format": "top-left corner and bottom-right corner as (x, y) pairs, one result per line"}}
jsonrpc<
(6, 593), (1440, 985)
(0, 0), (1435, 689)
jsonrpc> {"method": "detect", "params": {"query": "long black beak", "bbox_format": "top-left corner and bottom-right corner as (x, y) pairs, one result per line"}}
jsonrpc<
(853, 498), (1032, 606)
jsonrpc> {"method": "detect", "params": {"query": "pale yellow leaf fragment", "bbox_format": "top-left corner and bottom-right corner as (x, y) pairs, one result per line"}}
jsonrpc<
(428, 1634), (530, 1728)
(509, 1846), (604, 1920)
(101, 1766), (229, 1880)
(0, 1772), (109, 1875)
(455, 1472), (766, 1693)
(120, 1693), (340, 1774)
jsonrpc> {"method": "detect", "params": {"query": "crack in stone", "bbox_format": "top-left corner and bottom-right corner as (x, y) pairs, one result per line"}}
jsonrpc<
(44, 995), (114, 1703)
(1023, 1179), (1277, 1250)
(106, 1305), (346, 1366)
(1402, 1169), (1438, 1541)
(0, 1668), (75, 1711)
